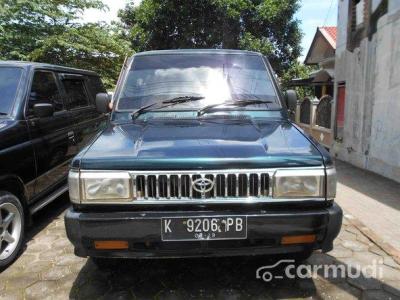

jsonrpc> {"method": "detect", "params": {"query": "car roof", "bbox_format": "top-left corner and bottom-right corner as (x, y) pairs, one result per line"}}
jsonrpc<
(132, 49), (263, 57)
(0, 60), (99, 76)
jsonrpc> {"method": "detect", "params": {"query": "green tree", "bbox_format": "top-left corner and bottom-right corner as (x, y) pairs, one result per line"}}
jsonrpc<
(0, 0), (131, 88)
(119, 0), (302, 75)
(280, 61), (315, 99)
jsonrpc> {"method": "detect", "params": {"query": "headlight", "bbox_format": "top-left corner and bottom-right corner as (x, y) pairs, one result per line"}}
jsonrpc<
(68, 170), (132, 203)
(273, 169), (325, 198)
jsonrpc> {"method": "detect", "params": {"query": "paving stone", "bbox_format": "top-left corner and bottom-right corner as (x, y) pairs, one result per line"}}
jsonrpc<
(378, 264), (400, 281)
(317, 282), (362, 300)
(346, 226), (361, 235)
(351, 251), (383, 266)
(38, 249), (65, 261)
(383, 256), (400, 270)
(55, 253), (86, 266)
(25, 280), (59, 300)
(153, 289), (189, 300)
(71, 278), (110, 299)
(216, 288), (244, 300)
(327, 245), (353, 258)
(11, 253), (39, 268)
(55, 273), (76, 292)
(356, 233), (374, 246)
(27, 260), (53, 273)
(369, 245), (387, 257)
(342, 240), (370, 251)
(51, 238), (72, 250)
(68, 261), (87, 274)
(3, 199), (400, 300)
(0, 265), (26, 279)
(347, 276), (382, 290)
(31, 234), (59, 245)
(0, 289), (24, 300)
(362, 289), (398, 300)
(25, 242), (51, 253)
(382, 280), (400, 297)
(338, 230), (358, 241)
(4, 272), (40, 290)
(41, 265), (72, 280)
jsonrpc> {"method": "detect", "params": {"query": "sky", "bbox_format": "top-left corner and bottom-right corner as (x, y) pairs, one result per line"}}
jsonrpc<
(82, 0), (338, 61)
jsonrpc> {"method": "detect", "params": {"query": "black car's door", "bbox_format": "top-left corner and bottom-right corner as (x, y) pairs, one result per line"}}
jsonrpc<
(26, 70), (78, 200)
(59, 74), (107, 152)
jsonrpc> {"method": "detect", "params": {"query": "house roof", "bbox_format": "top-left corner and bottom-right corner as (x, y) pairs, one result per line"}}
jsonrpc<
(304, 26), (337, 65)
(319, 26), (337, 48)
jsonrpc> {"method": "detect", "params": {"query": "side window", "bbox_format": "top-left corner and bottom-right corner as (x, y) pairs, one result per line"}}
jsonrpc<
(62, 78), (90, 109)
(87, 75), (107, 101)
(28, 71), (63, 114)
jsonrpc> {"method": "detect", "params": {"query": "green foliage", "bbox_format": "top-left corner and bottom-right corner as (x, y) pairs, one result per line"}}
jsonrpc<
(119, 0), (302, 75)
(0, 0), (131, 89)
(280, 61), (315, 99)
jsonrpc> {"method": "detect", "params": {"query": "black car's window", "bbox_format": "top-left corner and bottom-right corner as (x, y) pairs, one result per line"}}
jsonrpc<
(0, 67), (23, 115)
(28, 71), (63, 114)
(62, 78), (90, 109)
(87, 75), (106, 101)
(118, 54), (279, 111)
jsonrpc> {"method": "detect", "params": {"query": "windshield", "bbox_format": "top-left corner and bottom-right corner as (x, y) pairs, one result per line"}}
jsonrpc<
(117, 53), (279, 111)
(0, 67), (23, 115)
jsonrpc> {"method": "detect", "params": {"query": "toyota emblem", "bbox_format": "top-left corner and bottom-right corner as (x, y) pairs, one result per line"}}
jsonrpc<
(192, 177), (215, 195)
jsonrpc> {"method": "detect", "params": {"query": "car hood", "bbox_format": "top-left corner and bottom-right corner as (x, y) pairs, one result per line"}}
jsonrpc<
(77, 118), (324, 170)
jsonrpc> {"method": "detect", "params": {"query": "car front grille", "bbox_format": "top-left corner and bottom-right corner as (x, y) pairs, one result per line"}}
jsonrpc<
(132, 171), (270, 200)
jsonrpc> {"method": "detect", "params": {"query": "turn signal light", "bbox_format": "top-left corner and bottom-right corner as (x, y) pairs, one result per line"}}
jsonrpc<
(281, 234), (316, 245)
(94, 240), (129, 250)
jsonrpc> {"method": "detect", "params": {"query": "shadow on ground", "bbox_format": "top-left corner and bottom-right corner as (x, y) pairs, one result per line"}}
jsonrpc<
(70, 252), (400, 299)
(70, 256), (318, 299)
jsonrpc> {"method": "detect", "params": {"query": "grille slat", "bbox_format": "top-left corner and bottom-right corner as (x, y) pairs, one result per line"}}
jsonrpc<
(155, 175), (159, 198)
(133, 172), (270, 200)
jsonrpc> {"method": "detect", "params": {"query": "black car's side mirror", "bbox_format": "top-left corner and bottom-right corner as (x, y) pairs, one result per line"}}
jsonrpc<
(33, 103), (54, 118)
(284, 90), (298, 114)
(96, 93), (111, 114)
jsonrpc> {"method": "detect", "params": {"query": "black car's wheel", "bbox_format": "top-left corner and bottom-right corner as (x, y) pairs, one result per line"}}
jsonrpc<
(0, 191), (25, 270)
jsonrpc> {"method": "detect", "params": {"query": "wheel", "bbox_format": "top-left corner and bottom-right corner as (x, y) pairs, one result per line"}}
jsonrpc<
(0, 191), (25, 270)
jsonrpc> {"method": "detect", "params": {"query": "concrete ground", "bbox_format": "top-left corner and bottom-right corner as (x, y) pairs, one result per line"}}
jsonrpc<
(0, 160), (400, 299)
(335, 160), (400, 254)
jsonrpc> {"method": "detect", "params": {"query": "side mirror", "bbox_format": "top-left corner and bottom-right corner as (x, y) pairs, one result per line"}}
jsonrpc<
(96, 93), (111, 113)
(33, 103), (54, 118)
(284, 90), (298, 113)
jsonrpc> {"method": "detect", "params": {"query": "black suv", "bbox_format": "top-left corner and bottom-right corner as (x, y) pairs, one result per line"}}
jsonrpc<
(0, 61), (107, 269)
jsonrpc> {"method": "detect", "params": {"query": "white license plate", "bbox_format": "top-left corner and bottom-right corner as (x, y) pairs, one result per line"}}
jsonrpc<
(161, 216), (247, 241)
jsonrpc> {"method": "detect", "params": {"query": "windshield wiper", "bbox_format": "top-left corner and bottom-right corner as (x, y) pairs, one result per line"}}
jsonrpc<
(197, 99), (274, 117)
(131, 96), (205, 119)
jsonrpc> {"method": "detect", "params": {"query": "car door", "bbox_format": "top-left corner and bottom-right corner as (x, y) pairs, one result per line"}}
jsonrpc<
(59, 74), (107, 152)
(26, 70), (78, 199)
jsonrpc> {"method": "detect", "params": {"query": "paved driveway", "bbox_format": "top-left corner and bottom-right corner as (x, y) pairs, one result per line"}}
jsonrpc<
(0, 195), (399, 299)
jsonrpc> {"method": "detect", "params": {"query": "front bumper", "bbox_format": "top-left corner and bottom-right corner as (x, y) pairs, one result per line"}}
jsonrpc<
(65, 203), (342, 258)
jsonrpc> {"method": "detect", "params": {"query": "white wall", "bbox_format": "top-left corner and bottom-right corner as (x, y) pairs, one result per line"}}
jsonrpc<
(333, 0), (400, 182)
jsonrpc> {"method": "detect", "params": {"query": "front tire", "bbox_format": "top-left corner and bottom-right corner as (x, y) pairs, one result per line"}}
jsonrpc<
(0, 191), (25, 270)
